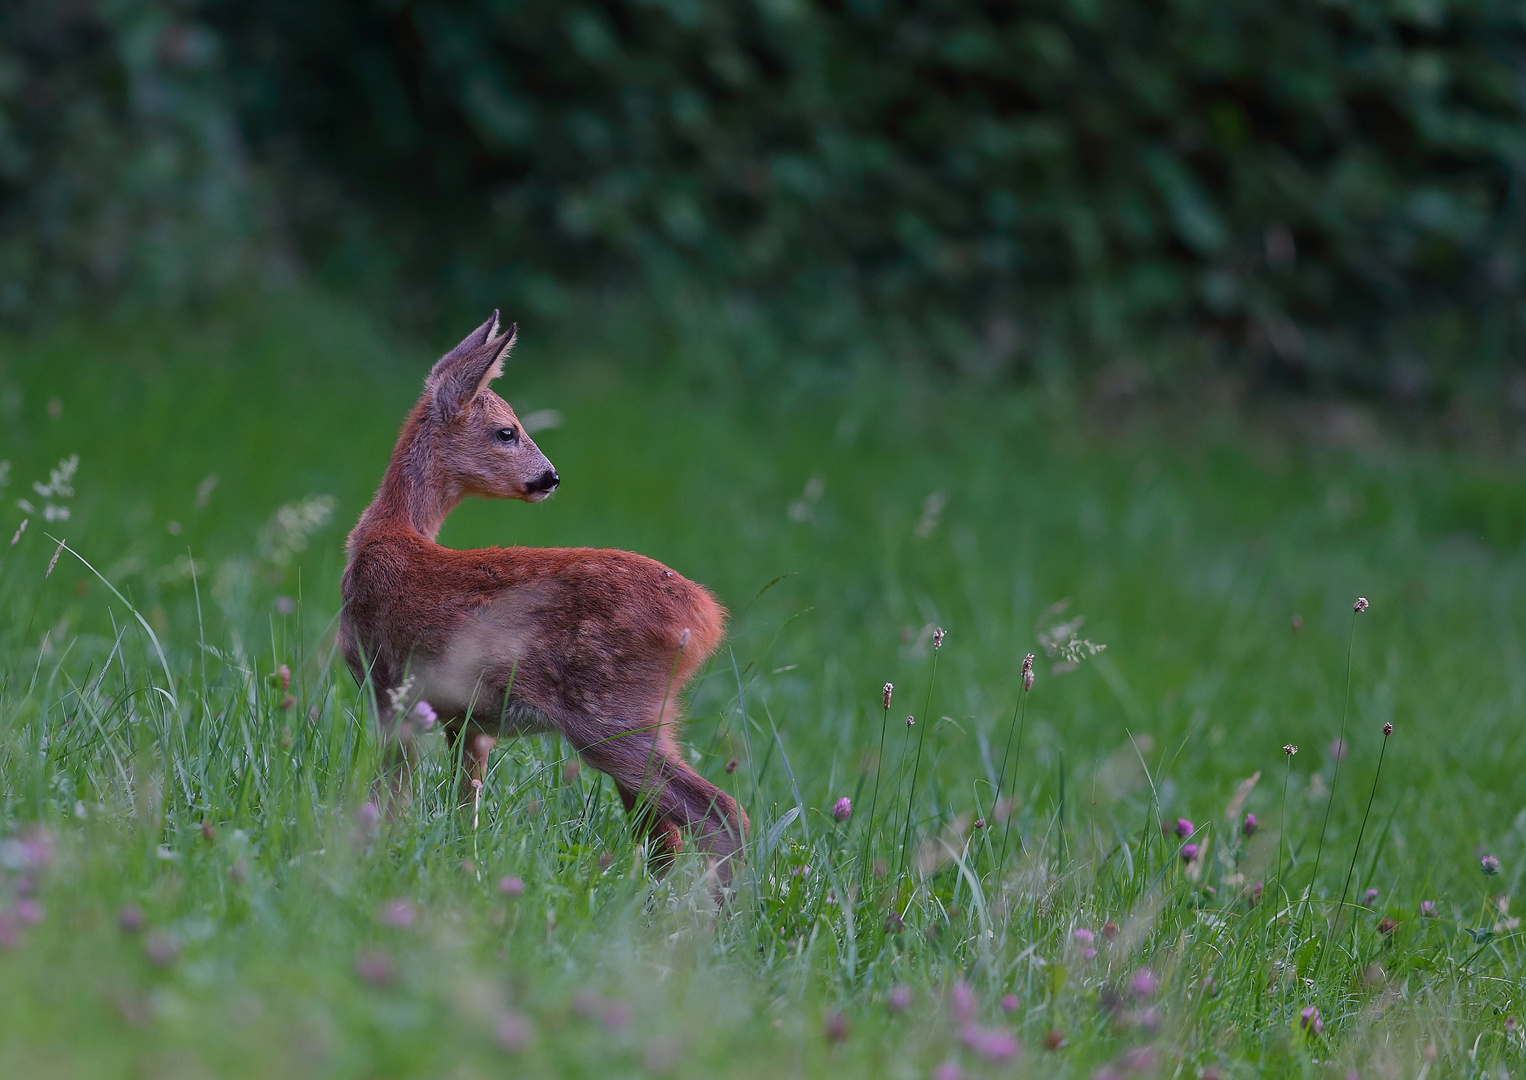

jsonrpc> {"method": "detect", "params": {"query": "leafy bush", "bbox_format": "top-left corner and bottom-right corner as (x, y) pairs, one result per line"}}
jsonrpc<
(0, 1), (259, 320)
(6, 0), (1526, 399)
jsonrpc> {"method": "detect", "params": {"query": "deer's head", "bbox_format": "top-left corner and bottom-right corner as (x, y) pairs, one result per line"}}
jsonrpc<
(420, 312), (559, 503)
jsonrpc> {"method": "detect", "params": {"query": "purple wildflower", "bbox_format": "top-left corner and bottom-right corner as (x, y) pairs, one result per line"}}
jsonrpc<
(887, 985), (914, 1013)
(413, 700), (437, 729)
(931, 1062), (964, 1080)
(14, 899), (43, 925)
(118, 904), (145, 934)
(949, 979), (976, 1024)
(831, 797), (852, 823)
(1300, 1005), (1323, 1035)
(498, 875), (526, 898)
(1420, 900), (1437, 917)
(1000, 993), (1019, 1012)
(496, 1010), (534, 1052)
(144, 931), (180, 967)
(1364, 888), (1380, 905)
(601, 999), (632, 1031)
(823, 1009), (850, 1042)
(1175, 817), (1194, 839)
(1121, 1047), (1156, 1071)
(1074, 927), (1095, 946)
(378, 899), (418, 928)
(1129, 968), (1159, 998)
(959, 1024), (1020, 1063)
(354, 949), (395, 987)
(1482, 854), (1501, 876)
(1182, 843), (1199, 863)
(1242, 813), (1258, 837)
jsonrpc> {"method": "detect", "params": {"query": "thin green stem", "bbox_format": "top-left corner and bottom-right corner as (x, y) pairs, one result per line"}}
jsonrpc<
(897, 642), (942, 882)
(988, 686), (1026, 879)
(863, 698), (892, 863)
(1305, 608), (1359, 932)
(1325, 728), (1390, 972)
(996, 690), (1031, 874)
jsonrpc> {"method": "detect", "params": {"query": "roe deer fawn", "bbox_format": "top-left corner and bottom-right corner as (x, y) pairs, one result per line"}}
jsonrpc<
(338, 312), (747, 887)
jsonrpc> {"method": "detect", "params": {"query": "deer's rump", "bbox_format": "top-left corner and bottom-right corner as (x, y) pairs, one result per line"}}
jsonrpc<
(340, 536), (726, 730)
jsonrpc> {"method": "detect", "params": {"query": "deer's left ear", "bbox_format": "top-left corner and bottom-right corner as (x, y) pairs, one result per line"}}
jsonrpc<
(429, 321), (518, 422)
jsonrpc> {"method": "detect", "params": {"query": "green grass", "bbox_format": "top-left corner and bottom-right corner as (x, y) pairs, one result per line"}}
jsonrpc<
(1, 292), (1524, 1078)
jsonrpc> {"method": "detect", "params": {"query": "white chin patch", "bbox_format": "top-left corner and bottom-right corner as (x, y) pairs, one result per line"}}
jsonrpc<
(525, 488), (552, 503)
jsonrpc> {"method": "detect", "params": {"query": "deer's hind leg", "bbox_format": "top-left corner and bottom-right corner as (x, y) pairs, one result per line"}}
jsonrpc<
(574, 718), (748, 888)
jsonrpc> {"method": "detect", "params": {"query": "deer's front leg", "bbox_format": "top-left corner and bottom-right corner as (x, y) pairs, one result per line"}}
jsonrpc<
(444, 725), (496, 808)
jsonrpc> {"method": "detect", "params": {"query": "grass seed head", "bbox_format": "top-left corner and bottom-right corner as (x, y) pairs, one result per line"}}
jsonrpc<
(1284, 744), (1298, 757)
(1383, 721), (1393, 737)
(1354, 597), (1369, 612)
(882, 682), (893, 710)
(1021, 653), (1035, 692)
(905, 715), (915, 728)
(725, 758), (738, 774)
(933, 627), (945, 650)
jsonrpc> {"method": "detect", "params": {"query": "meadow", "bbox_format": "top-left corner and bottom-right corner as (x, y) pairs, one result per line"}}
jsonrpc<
(0, 292), (1523, 1078)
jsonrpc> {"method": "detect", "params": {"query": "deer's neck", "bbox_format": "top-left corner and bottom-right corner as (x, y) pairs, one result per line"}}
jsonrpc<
(352, 421), (462, 545)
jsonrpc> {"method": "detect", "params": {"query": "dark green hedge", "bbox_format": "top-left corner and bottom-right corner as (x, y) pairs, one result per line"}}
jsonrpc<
(6, 1), (1526, 398)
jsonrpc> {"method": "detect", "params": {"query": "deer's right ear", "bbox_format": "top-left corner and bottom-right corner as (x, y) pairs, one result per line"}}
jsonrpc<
(437, 311), (500, 369)
(426, 310), (504, 421)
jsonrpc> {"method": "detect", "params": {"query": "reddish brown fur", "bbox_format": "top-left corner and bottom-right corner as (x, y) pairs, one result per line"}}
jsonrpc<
(339, 313), (746, 886)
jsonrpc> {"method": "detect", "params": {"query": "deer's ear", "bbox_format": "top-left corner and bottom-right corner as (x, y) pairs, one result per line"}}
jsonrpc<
(449, 310), (499, 362)
(427, 319), (518, 422)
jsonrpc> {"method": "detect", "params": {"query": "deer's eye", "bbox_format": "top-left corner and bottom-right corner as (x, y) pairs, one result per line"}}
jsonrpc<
(495, 426), (517, 445)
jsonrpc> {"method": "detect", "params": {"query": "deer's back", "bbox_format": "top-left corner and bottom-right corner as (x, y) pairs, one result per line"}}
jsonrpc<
(340, 532), (726, 729)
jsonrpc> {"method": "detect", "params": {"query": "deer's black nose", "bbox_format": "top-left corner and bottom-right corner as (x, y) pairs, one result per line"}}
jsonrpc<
(529, 469), (559, 493)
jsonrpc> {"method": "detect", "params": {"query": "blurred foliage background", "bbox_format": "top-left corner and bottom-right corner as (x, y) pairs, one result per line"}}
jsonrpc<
(3, 0), (1526, 408)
